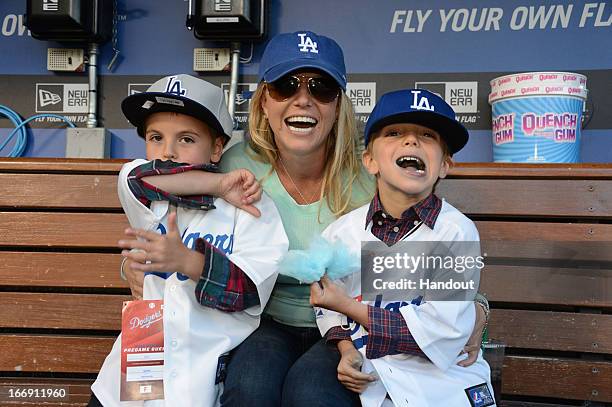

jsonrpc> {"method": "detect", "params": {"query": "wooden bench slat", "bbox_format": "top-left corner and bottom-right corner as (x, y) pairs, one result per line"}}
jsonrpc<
(0, 293), (129, 330)
(481, 265), (612, 308)
(476, 221), (612, 241)
(0, 335), (114, 373)
(439, 179), (611, 218)
(447, 163), (612, 179)
(0, 378), (93, 406)
(489, 310), (612, 353)
(0, 252), (127, 288)
(0, 158), (124, 173)
(3, 160), (611, 178)
(480, 240), (612, 262)
(504, 355), (612, 401)
(0, 213), (128, 248)
(0, 174), (120, 209)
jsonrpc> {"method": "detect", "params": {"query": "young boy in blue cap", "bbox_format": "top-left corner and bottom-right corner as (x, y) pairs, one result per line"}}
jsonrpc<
(311, 89), (495, 406)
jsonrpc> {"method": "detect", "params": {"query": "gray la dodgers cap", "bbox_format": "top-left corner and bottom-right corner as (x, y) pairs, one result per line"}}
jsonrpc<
(121, 74), (233, 142)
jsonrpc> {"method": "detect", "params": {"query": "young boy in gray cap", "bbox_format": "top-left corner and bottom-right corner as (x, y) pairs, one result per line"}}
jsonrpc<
(90, 74), (288, 407)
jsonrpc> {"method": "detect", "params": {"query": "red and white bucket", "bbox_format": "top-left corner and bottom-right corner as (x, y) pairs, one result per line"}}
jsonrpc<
(489, 72), (587, 163)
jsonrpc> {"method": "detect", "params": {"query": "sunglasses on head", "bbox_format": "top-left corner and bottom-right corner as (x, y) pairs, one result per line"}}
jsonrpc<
(266, 73), (340, 104)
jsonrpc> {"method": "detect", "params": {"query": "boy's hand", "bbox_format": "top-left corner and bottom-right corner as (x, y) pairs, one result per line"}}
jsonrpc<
(336, 340), (377, 393)
(457, 302), (487, 367)
(217, 169), (262, 217)
(310, 276), (352, 312)
(118, 212), (204, 281)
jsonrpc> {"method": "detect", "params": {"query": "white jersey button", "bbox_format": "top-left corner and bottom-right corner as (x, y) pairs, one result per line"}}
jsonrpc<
(393, 226), (399, 232)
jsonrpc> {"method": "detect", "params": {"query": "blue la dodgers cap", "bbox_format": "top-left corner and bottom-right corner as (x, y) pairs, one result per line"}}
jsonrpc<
(364, 89), (469, 154)
(122, 74), (233, 143)
(258, 31), (347, 90)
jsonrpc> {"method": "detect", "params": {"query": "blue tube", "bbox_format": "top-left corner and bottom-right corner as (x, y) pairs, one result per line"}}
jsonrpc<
(0, 105), (76, 157)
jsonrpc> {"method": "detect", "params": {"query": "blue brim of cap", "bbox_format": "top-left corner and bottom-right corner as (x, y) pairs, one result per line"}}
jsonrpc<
(367, 111), (469, 154)
(262, 59), (346, 90)
(121, 92), (231, 142)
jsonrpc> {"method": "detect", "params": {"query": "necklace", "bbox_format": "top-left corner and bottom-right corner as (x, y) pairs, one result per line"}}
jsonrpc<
(278, 157), (322, 205)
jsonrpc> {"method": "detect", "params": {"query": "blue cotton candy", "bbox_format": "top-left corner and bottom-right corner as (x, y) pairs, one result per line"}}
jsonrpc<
(278, 236), (334, 283)
(277, 236), (359, 283)
(277, 249), (323, 284)
(327, 240), (360, 280)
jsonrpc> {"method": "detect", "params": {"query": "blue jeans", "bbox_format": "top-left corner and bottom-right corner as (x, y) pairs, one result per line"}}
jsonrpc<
(220, 318), (360, 407)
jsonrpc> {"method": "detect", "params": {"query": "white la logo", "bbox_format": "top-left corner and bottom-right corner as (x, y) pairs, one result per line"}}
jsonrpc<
(410, 90), (434, 111)
(297, 33), (318, 54)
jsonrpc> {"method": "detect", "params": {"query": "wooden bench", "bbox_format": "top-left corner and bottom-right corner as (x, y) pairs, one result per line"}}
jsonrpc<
(0, 159), (130, 406)
(0, 158), (610, 406)
(438, 164), (612, 406)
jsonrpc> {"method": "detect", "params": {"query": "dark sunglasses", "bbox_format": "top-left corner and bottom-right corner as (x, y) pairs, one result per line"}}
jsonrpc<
(266, 74), (340, 104)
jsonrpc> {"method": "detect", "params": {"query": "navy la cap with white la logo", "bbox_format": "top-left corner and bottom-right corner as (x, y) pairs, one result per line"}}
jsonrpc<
(364, 88), (469, 154)
(258, 31), (347, 90)
(122, 74), (233, 143)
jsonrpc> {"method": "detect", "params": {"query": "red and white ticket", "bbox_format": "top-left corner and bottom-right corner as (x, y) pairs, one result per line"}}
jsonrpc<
(120, 300), (164, 401)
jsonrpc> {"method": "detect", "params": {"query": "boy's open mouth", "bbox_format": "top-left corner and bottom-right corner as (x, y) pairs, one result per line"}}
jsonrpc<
(285, 116), (318, 132)
(396, 156), (426, 174)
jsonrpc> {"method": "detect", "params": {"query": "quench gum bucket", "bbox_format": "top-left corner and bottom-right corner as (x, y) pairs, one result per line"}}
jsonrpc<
(489, 72), (587, 163)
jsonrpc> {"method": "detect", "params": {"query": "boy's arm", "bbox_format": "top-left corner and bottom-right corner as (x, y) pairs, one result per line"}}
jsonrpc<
(311, 276), (427, 360)
(128, 160), (262, 217)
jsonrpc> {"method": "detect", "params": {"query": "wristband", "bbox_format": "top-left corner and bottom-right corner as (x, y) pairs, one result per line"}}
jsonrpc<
(474, 293), (490, 328)
(120, 257), (128, 281)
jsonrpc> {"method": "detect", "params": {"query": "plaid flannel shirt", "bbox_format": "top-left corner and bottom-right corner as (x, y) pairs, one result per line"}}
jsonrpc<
(127, 159), (218, 210)
(326, 193), (442, 359)
(127, 159), (259, 312)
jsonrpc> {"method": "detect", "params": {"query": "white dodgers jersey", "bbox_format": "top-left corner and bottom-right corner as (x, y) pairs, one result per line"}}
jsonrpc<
(316, 202), (494, 407)
(91, 159), (289, 406)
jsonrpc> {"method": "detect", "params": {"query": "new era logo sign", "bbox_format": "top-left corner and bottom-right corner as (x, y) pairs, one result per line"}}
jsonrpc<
(415, 82), (478, 114)
(36, 83), (88, 113)
(297, 33), (318, 53)
(410, 90), (434, 111)
(222, 83), (258, 113)
(128, 83), (152, 96)
(38, 89), (61, 107)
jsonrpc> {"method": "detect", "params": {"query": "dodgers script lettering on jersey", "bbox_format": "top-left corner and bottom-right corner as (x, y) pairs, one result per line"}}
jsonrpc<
(297, 33), (318, 53)
(155, 222), (234, 282)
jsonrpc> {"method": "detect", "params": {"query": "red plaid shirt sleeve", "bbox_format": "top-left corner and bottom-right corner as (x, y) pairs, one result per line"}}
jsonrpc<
(325, 326), (352, 343)
(128, 159), (217, 210)
(193, 238), (260, 312)
(365, 306), (427, 360)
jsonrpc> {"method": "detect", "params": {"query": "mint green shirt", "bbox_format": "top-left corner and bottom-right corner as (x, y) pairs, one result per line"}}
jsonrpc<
(220, 142), (374, 327)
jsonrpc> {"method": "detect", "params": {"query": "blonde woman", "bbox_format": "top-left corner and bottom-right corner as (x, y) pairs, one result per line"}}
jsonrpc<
(218, 31), (372, 407)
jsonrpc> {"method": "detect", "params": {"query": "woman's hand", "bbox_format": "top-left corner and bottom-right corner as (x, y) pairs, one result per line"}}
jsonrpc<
(336, 340), (377, 393)
(217, 169), (262, 217)
(122, 258), (144, 300)
(457, 302), (487, 367)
